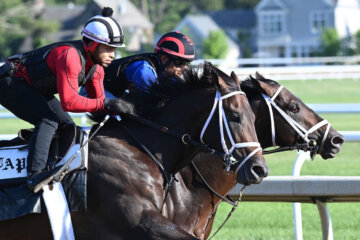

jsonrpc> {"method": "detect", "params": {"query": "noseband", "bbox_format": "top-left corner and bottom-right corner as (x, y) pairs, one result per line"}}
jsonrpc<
(200, 90), (262, 173)
(262, 86), (331, 157)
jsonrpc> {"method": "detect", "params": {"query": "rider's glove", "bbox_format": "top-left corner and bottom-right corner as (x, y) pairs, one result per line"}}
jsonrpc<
(104, 98), (135, 115)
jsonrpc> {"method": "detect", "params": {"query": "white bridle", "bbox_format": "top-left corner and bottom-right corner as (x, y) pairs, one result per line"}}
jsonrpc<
(200, 90), (262, 174)
(262, 86), (331, 154)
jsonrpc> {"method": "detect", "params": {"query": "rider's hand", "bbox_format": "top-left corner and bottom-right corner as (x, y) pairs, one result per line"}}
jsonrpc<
(104, 98), (135, 115)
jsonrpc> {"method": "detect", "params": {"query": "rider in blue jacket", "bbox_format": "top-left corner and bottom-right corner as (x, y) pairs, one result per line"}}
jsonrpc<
(80, 31), (195, 111)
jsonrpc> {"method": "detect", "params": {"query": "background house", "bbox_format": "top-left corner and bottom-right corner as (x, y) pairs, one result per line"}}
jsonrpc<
(207, 9), (257, 56)
(174, 14), (242, 68)
(29, 0), (153, 53)
(78, 0), (154, 52)
(255, 0), (360, 58)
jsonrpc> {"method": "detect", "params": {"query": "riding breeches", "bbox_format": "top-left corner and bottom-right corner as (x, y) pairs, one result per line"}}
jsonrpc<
(0, 76), (73, 172)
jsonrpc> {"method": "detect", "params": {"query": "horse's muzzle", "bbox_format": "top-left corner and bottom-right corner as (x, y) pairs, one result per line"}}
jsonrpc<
(237, 156), (269, 185)
(320, 133), (344, 159)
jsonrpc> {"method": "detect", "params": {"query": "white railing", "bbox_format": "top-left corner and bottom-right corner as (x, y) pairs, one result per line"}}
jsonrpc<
(227, 65), (360, 80)
(230, 174), (360, 240)
(193, 56), (360, 80)
(200, 55), (360, 66)
(0, 106), (88, 126)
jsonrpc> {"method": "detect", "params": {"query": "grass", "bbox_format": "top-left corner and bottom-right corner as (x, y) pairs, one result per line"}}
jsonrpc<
(211, 201), (360, 240)
(0, 117), (88, 134)
(210, 142), (360, 240)
(278, 78), (360, 103)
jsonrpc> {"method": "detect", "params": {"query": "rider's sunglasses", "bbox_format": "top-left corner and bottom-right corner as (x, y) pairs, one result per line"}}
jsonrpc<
(170, 57), (190, 67)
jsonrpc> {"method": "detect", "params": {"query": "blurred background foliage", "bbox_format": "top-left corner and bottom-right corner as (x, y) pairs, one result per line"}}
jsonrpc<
(0, 0), (261, 59)
(3, 0), (360, 59)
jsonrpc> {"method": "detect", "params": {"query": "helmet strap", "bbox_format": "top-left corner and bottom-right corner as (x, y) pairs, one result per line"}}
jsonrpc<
(159, 54), (172, 69)
(86, 41), (99, 53)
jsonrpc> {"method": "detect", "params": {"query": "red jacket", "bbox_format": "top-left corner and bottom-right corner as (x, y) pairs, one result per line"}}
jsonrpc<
(14, 45), (105, 112)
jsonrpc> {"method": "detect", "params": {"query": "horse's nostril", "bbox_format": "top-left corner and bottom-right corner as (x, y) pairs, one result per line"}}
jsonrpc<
(252, 165), (268, 179)
(332, 135), (344, 145)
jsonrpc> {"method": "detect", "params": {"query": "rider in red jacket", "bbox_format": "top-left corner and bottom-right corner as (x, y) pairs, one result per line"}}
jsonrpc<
(0, 7), (128, 191)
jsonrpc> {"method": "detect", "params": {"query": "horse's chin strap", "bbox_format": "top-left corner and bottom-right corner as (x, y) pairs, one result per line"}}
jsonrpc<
(200, 90), (262, 174)
(262, 86), (331, 158)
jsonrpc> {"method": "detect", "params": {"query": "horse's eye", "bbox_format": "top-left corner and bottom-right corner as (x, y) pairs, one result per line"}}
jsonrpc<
(289, 104), (300, 113)
(230, 113), (241, 122)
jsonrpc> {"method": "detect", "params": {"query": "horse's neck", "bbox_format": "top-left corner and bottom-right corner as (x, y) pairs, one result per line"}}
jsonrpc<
(168, 153), (236, 235)
(247, 93), (274, 148)
(191, 154), (236, 196)
(145, 89), (215, 173)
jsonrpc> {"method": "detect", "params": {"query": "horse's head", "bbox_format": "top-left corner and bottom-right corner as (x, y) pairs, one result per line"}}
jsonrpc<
(239, 72), (344, 159)
(160, 62), (268, 185)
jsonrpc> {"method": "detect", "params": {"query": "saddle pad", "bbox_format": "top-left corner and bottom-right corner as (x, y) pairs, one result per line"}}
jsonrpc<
(0, 129), (90, 220)
(0, 144), (83, 184)
(0, 145), (28, 182)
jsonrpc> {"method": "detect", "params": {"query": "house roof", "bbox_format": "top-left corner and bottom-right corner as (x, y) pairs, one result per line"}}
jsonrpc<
(42, 4), (85, 30)
(40, 0), (153, 44)
(175, 15), (239, 49)
(206, 9), (256, 29)
(180, 15), (221, 39)
(255, 0), (288, 11)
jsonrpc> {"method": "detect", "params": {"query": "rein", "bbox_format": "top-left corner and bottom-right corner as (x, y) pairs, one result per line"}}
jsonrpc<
(124, 113), (226, 159)
(262, 86), (331, 158)
(191, 161), (237, 206)
(208, 183), (246, 240)
(191, 160), (248, 239)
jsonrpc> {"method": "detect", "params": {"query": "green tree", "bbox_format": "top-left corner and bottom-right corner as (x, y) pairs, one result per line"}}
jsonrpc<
(0, 0), (59, 59)
(195, 0), (225, 11)
(354, 29), (360, 54)
(225, 0), (261, 8)
(202, 30), (229, 59)
(237, 30), (252, 58)
(131, 0), (193, 33)
(319, 28), (341, 56)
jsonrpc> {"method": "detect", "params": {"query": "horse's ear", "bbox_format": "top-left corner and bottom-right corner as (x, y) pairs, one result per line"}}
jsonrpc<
(255, 71), (265, 80)
(213, 69), (229, 90)
(251, 73), (277, 97)
(230, 71), (241, 88)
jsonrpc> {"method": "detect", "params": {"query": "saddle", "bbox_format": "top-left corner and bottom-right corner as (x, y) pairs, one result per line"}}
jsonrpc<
(0, 123), (80, 186)
(0, 124), (90, 220)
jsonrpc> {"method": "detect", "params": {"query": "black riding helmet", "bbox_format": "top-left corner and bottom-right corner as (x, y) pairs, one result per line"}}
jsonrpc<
(155, 31), (195, 61)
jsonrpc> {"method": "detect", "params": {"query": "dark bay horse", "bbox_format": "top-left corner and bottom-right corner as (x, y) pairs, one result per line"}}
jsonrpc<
(0, 62), (269, 239)
(162, 72), (344, 239)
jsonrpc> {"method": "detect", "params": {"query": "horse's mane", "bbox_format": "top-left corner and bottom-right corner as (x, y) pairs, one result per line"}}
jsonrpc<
(88, 62), (237, 123)
(240, 75), (279, 98)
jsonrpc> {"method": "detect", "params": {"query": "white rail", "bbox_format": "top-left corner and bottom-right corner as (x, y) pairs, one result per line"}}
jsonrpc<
(229, 174), (360, 240)
(229, 65), (360, 80)
(230, 175), (360, 203)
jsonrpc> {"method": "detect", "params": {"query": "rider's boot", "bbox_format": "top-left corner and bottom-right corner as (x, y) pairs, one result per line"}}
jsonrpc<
(27, 166), (62, 192)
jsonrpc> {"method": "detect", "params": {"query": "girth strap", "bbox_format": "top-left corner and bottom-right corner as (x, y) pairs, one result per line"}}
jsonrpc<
(119, 122), (171, 185)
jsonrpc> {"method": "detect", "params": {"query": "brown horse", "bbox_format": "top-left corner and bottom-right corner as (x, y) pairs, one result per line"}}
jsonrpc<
(0, 62), (268, 239)
(161, 72), (344, 239)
